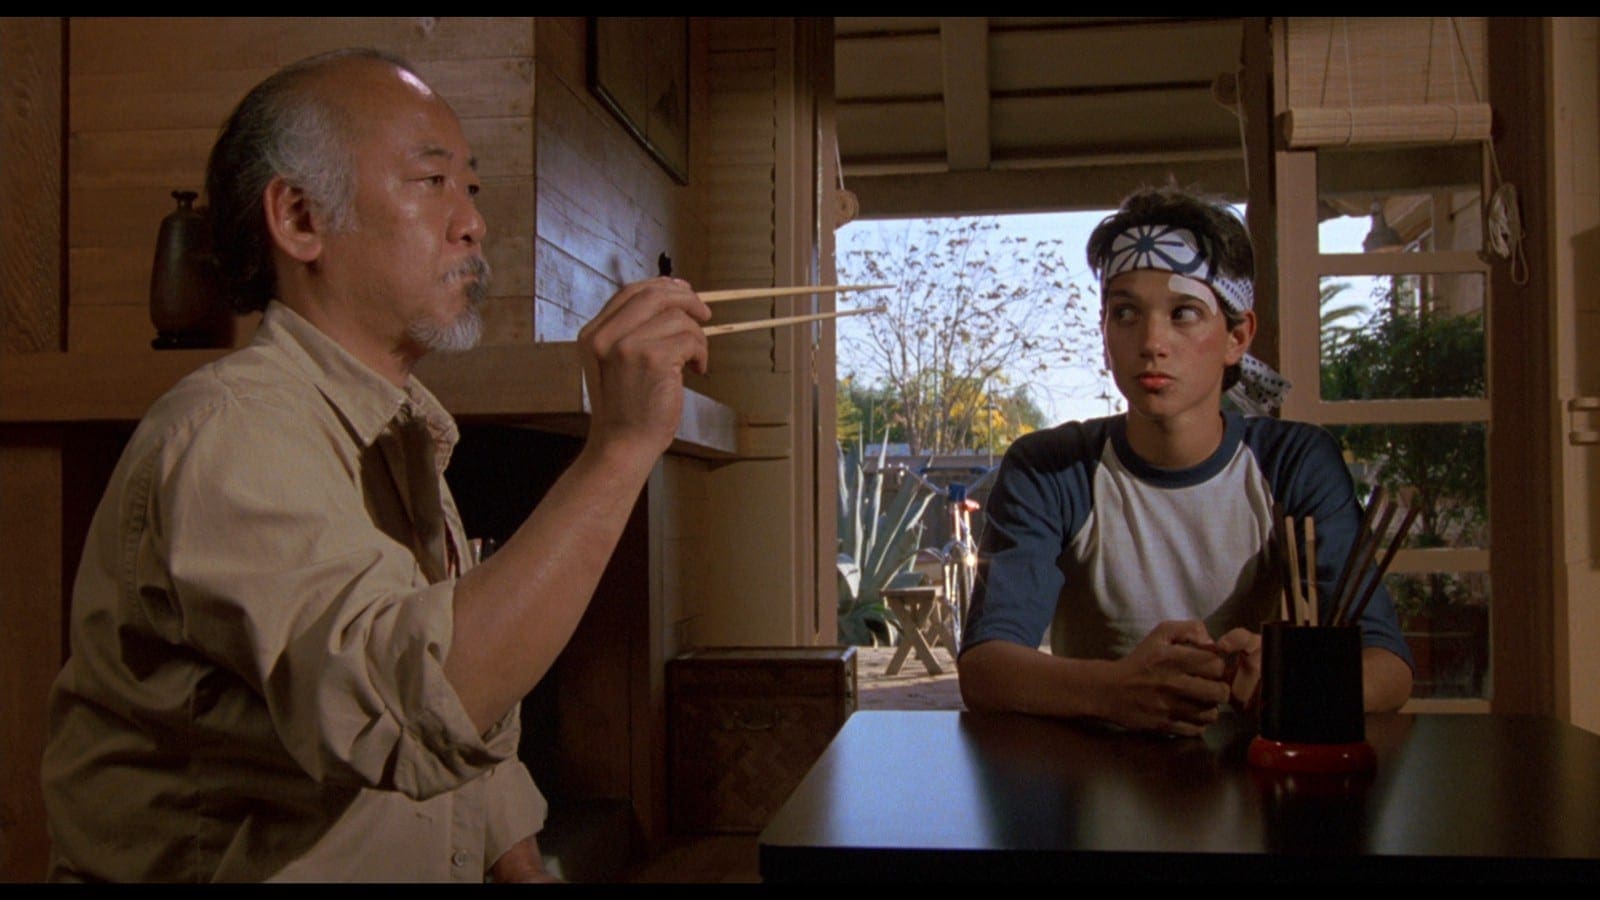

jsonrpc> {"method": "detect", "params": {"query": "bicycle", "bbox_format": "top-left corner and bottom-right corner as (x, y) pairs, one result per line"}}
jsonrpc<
(891, 461), (999, 655)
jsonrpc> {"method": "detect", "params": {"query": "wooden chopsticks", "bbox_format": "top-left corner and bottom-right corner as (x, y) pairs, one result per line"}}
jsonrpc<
(702, 306), (884, 337)
(1336, 494), (1420, 627)
(695, 283), (891, 337)
(1276, 486), (1419, 628)
(698, 283), (892, 304)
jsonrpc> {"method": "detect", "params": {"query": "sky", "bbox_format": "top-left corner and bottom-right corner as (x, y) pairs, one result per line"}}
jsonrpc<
(835, 209), (1382, 427)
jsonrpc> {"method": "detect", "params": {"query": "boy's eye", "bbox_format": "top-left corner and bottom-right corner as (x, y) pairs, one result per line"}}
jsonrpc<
(1173, 305), (1203, 322)
(1108, 305), (1137, 323)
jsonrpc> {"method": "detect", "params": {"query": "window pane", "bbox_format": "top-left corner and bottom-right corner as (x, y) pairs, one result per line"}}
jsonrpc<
(1388, 571), (1491, 700)
(1327, 422), (1488, 550)
(1317, 144), (1483, 255)
(1320, 274), (1486, 400)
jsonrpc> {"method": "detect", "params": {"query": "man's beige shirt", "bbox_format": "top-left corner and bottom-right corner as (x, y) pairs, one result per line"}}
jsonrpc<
(42, 302), (546, 882)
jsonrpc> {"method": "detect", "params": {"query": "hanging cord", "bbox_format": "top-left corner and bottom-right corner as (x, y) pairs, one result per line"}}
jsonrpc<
(832, 138), (859, 230)
(1448, 16), (1527, 284)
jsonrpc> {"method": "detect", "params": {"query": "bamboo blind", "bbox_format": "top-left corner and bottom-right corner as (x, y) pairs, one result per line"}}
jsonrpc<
(1279, 17), (1489, 149)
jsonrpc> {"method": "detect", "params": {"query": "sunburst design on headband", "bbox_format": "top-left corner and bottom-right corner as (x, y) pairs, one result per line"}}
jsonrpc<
(1106, 225), (1212, 279)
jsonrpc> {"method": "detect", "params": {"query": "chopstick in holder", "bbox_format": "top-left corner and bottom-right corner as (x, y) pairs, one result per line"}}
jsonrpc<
(1268, 503), (1291, 623)
(1283, 515), (1305, 626)
(1332, 499), (1399, 626)
(698, 283), (894, 304)
(702, 306), (884, 337)
(1304, 517), (1319, 627)
(1328, 486), (1385, 627)
(1343, 505), (1421, 627)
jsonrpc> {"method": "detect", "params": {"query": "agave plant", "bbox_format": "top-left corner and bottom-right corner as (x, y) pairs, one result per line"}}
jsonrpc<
(836, 438), (935, 646)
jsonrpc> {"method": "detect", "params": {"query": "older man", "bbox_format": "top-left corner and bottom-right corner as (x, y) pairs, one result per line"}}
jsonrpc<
(41, 48), (709, 882)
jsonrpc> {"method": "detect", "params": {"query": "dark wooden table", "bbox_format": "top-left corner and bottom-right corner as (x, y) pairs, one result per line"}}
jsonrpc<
(758, 710), (1600, 882)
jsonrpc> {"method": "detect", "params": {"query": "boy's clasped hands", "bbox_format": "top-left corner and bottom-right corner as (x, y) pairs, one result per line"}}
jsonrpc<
(1104, 622), (1263, 737)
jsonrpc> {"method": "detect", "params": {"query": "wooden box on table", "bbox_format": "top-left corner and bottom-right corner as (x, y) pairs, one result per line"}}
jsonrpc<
(667, 646), (857, 833)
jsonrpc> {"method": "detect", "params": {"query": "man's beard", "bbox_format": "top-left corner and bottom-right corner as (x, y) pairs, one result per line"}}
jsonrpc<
(408, 256), (490, 353)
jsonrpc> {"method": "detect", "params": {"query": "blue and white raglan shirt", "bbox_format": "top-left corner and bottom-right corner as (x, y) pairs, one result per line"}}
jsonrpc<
(963, 411), (1414, 667)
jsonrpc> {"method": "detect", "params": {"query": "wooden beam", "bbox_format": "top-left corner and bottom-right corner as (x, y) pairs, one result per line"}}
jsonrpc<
(938, 17), (990, 172)
(1316, 251), (1489, 277)
(0, 345), (740, 460)
(1486, 17), (1556, 718)
(850, 157), (1248, 218)
(1241, 17), (1280, 374)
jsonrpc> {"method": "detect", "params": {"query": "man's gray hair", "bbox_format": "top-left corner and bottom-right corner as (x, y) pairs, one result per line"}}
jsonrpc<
(205, 47), (422, 313)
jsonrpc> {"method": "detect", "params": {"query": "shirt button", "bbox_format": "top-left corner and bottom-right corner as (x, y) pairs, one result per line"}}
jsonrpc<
(452, 849), (470, 868)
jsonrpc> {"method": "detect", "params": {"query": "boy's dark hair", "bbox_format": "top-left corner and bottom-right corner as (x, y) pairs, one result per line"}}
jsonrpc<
(1086, 184), (1254, 391)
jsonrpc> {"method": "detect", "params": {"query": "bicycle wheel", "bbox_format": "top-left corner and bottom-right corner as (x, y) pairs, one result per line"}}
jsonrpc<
(951, 553), (977, 652)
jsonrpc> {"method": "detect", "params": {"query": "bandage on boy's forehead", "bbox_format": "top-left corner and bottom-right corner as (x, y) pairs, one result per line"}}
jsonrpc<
(1167, 274), (1221, 314)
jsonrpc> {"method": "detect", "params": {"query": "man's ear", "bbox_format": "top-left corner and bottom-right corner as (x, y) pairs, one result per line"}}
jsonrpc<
(1225, 309), (1258, 365)
(262, 176), (322, 264)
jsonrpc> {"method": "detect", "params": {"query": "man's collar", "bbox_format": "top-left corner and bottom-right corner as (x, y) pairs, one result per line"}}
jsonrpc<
(255, 302), (458, 462)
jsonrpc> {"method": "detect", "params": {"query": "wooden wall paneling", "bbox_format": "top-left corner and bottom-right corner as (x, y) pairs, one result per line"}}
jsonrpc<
(68, 129), (216, 192)
(527, 15), (721, 845)
(66, 18), (538, 351)
(0, 434), (65, 881)
(68, 246), (155, 310)
(554, 491), (646, 821)
(1, 18), (64, 354)
(68, 67), (276, 134)
(476, 175), (536, 346)
(67, 305), (155, 355)
(272, 16), (535, 63)
(533, 16), (697, 347)
(1550, 17), (1600, 735)
(70, 17), (533, 77)
(700, 48), (779, 389)
(692, 19), (842, 648)
(69, 18), (278, 75)
(0, 17), (65, 883)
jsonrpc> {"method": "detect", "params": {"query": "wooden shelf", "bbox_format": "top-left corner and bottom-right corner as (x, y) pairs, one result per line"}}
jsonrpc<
(0, 343), (739, 461)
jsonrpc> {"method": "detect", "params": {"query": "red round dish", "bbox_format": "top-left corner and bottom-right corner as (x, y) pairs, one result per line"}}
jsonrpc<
(1247, 735), (1376, 774)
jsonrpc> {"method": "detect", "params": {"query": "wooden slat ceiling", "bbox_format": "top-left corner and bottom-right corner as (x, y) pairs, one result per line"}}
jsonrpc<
(835, 17), (1249, 217)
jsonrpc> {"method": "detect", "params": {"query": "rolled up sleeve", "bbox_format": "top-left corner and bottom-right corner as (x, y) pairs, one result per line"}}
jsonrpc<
(482, 753), (549, 866)
(146, 396), (513, 800)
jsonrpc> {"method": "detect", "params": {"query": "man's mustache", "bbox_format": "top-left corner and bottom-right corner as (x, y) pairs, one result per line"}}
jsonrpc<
(445, 256), (492, 305)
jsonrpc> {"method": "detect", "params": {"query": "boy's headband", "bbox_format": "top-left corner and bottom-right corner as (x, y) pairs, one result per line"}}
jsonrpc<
(1099, 224), (1290, 416)
(1101, 225), (1255, 316)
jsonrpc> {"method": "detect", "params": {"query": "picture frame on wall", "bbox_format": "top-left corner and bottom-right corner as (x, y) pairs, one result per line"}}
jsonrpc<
(587, 17), (690, 185)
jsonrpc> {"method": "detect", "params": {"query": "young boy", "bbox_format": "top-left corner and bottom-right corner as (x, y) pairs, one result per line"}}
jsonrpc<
(957, 186), (1414, 736)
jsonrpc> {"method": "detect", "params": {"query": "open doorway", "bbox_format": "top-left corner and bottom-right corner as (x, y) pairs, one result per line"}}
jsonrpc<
(832, 210), (1127, 709)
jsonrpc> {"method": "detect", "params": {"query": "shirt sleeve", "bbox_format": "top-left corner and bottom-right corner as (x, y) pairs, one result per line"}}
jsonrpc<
(144, 393), (518, 800)
(961, 428), (1093, 655)
(1273, 423), (1416, 670)
(480, 748), (549, 869)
